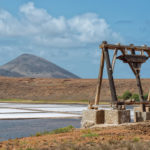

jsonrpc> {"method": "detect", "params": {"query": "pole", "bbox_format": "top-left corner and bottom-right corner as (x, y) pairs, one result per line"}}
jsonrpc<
(131, 49), (145, 111)
(94, 49), (105, 105)
(135, 73), (145, 111)
(103, 44), (118, 108)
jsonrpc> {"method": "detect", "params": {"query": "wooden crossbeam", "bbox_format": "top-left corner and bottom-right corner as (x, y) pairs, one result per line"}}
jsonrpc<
(114, 101), (150, 105)
(100, 42), (150, 53)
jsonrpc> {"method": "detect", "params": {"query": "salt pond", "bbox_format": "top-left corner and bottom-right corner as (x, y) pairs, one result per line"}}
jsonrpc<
(0, 103), (134, 120)
(0, 103), (134, 141)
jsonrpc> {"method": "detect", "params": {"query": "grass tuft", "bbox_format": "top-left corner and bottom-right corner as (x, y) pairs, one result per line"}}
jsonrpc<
(132, 137), (140, 142)
(34, 125), (74, 137)
(82, 133), (99, 137)
(50, 125), (74, 134)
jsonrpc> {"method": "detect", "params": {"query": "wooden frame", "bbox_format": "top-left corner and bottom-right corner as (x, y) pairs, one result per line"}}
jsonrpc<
(94, 41), (150, 111)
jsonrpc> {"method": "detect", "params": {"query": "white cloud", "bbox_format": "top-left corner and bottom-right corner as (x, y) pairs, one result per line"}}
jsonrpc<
(0, 2), (123, 49)
(0, 2), (125, 78)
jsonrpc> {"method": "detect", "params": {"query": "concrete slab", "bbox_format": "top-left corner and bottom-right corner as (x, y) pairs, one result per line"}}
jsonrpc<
(134, 112), (150, 122)
(134, 106), (150, 122)
(81, 109), (104, 128)
(105, 110), (130, 124)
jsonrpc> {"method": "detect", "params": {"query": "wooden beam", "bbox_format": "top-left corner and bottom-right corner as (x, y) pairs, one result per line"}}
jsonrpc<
(112, 49), (118, 73)
(94, 49), (105, 105)
(115, 101), (150, 105)
(148, 89), (150, 101)
(135, 74), (144, 99)
(135, 71), (145, 111)
(130, 49), (145, 112)
(103, 45), (118, 106)
(100, 42), (150, 53)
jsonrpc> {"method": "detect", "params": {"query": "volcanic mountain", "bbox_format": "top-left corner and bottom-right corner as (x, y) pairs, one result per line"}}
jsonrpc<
(0, 54), (79, 78)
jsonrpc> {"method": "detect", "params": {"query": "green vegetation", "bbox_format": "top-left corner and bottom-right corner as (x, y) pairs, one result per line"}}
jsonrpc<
(81, 128), (99, 137)
(122, 91), (132, 100)
(118, 91), (148, 102)
(132, 137), (140, 142)
(117, 95), (123, 100)
(50, 125), (74, 134)
(35, 125), (74, 137)
(82, 133), (99, 137)
(131, 94), (140, 102)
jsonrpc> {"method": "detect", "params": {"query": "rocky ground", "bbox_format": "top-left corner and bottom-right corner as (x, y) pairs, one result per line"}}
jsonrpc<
(0, 76), (149, 102)
(1, 121), (150, 149)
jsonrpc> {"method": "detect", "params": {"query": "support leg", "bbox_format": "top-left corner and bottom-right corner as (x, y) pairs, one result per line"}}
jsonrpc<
(148, 89), (150, 101)
(94, 49), (105, 105)
(104, 47), (118, 108)
(135, 73), (145, 111)
(112, 49), (118, 73)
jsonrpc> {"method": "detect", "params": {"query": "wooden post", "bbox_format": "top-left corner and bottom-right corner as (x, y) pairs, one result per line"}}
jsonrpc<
(135, 73), (145, 111)
(94, 49), (105, 105)
(103, 43), (118, 107)
(131, 49), (145, 111)
(112, 49), (118, 73)
(135, 73), (144, 101)
(148, 89), (150, 101)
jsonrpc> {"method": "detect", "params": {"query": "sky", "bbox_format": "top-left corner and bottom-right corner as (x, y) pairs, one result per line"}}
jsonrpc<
(0, 0), (150, 78)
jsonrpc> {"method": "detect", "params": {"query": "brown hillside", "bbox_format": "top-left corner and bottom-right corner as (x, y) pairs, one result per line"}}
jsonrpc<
(0, 76), (149, 102)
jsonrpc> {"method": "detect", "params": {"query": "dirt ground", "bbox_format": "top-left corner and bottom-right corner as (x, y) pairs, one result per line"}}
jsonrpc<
(0, 76), (149, 102)
(1, 121), (150, 150)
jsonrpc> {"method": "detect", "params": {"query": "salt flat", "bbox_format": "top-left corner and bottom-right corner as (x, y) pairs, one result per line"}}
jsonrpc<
(0, 103), (86, 119)
(0, 103), (134, 120)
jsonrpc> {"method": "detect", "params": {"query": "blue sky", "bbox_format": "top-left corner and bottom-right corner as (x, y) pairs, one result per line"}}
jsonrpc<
(0, 0), (150, 78)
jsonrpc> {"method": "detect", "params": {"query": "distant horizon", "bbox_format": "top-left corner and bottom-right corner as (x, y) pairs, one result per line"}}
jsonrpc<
(0, 52), (149, 79)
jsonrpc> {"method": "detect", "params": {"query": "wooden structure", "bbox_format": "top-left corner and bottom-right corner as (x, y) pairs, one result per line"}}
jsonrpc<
(94, 41), (150, 111)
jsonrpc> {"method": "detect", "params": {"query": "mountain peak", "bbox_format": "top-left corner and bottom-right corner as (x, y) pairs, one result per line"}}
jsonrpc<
(0, 54), (80, 78)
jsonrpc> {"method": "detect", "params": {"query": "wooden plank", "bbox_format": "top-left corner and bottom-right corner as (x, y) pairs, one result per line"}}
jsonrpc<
(103, 46), (118, 105)
(94, 49), (105, 105)
(112, 49), (118, 73)
(115, 101), (150, 105)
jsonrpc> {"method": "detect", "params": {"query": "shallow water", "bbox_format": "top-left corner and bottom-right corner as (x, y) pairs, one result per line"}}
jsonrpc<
(0, 118), (81, 141)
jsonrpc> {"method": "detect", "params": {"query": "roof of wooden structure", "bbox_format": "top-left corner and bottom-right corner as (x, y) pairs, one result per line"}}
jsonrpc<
(100, 41), (150, 56)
